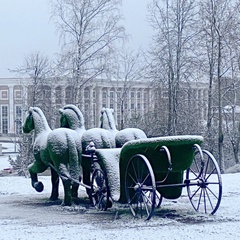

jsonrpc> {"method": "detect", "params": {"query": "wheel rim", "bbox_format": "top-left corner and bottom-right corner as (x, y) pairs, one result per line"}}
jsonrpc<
(91, 169), (109, 211)
(186, 149), (222, 215)
(125, 154), (156, 220)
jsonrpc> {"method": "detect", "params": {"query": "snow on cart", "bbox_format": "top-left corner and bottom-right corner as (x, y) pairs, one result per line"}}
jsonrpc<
(90, 135), (222, 220)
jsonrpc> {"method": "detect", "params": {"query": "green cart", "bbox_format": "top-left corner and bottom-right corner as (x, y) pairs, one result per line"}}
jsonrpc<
(90, 135), (222, 220)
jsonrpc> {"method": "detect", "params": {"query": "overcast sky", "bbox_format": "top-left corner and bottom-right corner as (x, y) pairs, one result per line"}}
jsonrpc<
(0, 0), (152, 78)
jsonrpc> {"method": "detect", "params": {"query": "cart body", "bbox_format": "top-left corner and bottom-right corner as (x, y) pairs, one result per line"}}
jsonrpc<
(119, 135), (203, 202)
(92, 135), (222, 220)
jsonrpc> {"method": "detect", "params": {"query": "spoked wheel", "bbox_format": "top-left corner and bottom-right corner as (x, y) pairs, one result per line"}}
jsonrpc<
(91, 169), (110, 211)
(125, 154), (156, 220)
(186, 147), (222, 215)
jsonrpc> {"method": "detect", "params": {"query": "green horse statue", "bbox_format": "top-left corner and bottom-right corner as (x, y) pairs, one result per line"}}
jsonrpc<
(23, 107), (82, 206)
(59, 104), (115, 198)
(100, 107), (147, 147)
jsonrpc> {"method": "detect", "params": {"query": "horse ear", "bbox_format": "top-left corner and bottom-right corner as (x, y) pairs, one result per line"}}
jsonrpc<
(101, 108), (105, 114)
(29, 107), (33, 114)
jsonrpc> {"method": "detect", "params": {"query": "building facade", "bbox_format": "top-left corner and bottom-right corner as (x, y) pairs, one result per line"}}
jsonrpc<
(0, 77), (210, 136)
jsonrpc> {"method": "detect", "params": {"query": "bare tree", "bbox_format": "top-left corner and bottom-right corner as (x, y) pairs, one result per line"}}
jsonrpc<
(12, 52), (53, 108)
(105, 48), (145, 129)
(147, 0), (199, 135)
(50, 0), (125, 108)
(10, 52), (54, 176)
(198, 0), (240, 172)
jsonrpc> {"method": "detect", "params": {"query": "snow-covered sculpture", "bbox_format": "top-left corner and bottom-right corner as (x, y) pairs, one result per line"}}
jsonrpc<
(23, 107), (82, 206)
(100, 108), (118, 136)
(58, 104), (115, 198)
(59, 104), (86, 138)
(100, 107), (147, 147)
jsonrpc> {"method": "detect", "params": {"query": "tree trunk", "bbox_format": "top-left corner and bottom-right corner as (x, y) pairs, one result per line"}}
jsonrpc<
(217, 35), (225, 173)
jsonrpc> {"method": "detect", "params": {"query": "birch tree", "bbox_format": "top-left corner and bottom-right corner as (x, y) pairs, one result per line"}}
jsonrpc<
(198, 0), (240, 172)
(105, 48), (145, 129)
(147, 0), (198, 135)
(50, 0), (125, 108)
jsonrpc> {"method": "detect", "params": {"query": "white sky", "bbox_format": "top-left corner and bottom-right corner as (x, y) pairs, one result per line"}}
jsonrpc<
(0, 0), (152, 78)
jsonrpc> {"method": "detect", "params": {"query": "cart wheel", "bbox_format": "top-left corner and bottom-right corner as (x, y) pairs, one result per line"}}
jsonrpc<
(186, 148), (222, 215)
(125, 154), (156, 220)
(91, 169), (110, 211)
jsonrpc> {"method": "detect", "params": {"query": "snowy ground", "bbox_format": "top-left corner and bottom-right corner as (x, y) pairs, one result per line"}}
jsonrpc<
(0, 143), (240, 240)
(0, 142), (16, 170)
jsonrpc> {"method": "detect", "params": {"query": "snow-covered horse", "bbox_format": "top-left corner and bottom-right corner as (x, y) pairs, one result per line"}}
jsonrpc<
(23, 107), (82, 206)
(100, 107), (147, 147)
(59, 104), (86, 138)
(59, 104), (115, 151)
(58, 104), (115, 197)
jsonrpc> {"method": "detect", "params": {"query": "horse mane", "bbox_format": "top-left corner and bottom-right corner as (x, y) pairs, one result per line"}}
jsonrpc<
(60, 104), (85, 130)
(63, 105), (84, 124)
(100, 108), (118, 132)
(30, 107), (51, 132)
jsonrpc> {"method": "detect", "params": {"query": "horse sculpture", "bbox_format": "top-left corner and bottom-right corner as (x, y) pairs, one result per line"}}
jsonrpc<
(100, 107), (147, 147)
(23, 107), (82, 206)
(58, 104), (115, 198)
(59, 104), (115, 150)
(59, 104), (86, 138)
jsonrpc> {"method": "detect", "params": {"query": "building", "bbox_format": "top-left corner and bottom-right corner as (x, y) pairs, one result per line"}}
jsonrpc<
(0, 77), (154, 135)
(1, 76), (222, 137)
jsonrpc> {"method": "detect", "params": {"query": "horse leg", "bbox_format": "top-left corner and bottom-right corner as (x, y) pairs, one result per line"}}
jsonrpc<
(71, 181), (79, 198)
(82, 164), (91, 198)
(28, 160), (48, 192)
(50, 167), (59, 201)
(61, 178), (72, 206)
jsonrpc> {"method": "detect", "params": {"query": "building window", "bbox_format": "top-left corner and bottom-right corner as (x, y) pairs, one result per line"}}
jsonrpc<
(131, 91), (135, 98)
(110, 91), (114, 100)
(110, 91), (114, 109)
(93, 103), (96, 126)
(161, 90), (168, 98)
(84, 90), (89, 99)
(1, 106), (8, 134)
(1, 90), (8, 99)
(65, 86), (72, 104)
(44, 86), (51, 99)
(15, 106), (22, 134)
(14, 90), (22, 99)
(102, 91), (107, 99)
(144, 91), (148, 102)
(55, 86), (62, 105)
(137, 91), (141, 99)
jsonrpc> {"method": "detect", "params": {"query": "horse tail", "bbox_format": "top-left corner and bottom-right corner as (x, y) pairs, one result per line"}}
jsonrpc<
(66, 133), (81, 180)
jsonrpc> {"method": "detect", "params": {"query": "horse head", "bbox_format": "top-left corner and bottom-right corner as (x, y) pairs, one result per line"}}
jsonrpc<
(100, 108), (118, 134)
(22, 107), (51, 135)
(59, 104), (85, 131)
(22, 107), (35, 133)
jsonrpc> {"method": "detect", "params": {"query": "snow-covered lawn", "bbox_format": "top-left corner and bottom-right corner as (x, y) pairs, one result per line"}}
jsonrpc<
(1, 142), (240, 240)
(0, 142), (17, 170)
(0, 173), (240, 240)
